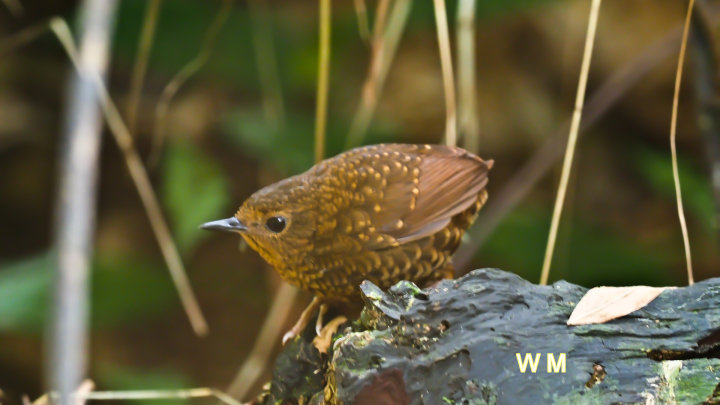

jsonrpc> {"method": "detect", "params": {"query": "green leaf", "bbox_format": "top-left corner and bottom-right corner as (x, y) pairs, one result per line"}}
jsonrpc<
(0, 253), (177, 333)
(0, 254), (51, 333)
(223, 110), (396, 175)
(634, 148), (715, 231)
(162, 142), (230, 253)
(224, 110), (315, 175)
(91, 255), (176, 329)
(480, 206), (679, 287)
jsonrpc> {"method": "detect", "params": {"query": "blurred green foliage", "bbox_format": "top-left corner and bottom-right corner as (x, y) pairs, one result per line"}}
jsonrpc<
(223, 110), (395, 175)
(0, 0), (716, 399)
(635, 147), (716, 234)
(97, 365), (190, 405)
(0, 253), (176, 334)
(162, 142), (230, 253)
(0, 255), (50, 332)
(480, 206), (680, 287)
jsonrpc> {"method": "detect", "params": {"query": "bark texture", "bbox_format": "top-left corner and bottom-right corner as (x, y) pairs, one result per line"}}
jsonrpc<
(259, 269), (720, 405)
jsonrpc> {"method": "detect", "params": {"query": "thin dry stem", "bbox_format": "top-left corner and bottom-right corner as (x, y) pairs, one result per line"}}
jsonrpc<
(344, 0), (411, 150)
(353, 0), (390, 134)
(50, 18), (209, 336)
(540, 0), (602, 285)
(249, 0), (285, 126)
(74, 389), (245, 405)
(433, 0), (457, 147)
(671, 0), (696, 285)
(353, 0), (372, 44)
(314, 0), (332, 163)
(373, 0), (391, 43)
(0, 20), (50, 56)
(1, 0), (22, 17)
(226, 0), (332, 399)
(457, 0), (479, 153)
(225, 283), (299, 401)
(454, 17), (710, 272)
(126, 0), (163, 135)
(150, 0), (233, 167)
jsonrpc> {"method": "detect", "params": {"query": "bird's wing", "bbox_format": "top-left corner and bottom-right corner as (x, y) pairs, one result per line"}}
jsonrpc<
(333, 144), (492, 249)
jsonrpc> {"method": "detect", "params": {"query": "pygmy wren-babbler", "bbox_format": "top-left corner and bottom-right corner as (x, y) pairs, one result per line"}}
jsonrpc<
(201, 143), (493, 343)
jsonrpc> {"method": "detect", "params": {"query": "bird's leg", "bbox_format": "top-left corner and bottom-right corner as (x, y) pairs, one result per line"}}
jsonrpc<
(315, 303), (328, 336)
(312, 314), (348, 354)
(282, 296), (323, 345)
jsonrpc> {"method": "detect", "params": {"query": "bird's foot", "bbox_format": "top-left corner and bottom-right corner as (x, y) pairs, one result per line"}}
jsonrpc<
(312, 315), (348, 354)
(282, 297), (323, 345)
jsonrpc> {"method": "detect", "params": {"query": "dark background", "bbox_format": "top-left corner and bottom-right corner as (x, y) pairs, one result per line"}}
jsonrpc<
(0, 0), (717, 403)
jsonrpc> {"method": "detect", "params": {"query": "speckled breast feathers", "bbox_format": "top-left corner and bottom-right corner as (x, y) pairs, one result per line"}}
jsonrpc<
(235, 144), (493, 299)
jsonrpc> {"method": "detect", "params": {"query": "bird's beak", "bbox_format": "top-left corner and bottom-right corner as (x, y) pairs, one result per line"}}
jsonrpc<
(199, 217), (247, 232)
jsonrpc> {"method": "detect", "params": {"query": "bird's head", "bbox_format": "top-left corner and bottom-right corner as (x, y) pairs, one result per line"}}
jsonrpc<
(200, 177), (316, 266)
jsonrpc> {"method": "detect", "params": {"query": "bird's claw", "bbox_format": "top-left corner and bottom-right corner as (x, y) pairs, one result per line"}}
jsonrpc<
(315, 304), (328, 336)
(282, 296), (324, 346)
(282, 328), (299, 345)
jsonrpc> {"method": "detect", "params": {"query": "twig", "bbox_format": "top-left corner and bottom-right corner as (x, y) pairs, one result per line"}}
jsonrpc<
(670, 0), (695, 285)
(225, 283), (299, 401)
(360, 0), (391, 119)
(126, 0), (163, 135)
(226, 0), (333, 400)
(344, 0), (412, 150)
(433, 0), (457, 147)
(248, 0), (285, 127)
(372, 0), (391, 43)
(73, 388), (245, 405)
(353, 0), (372, 44)
(49, 2), (118, 404)
(27, 388), (246, 405)
(314, 0), (332, 163)
(0, 20), (50, 56)
(456, 0), (479, 154)
(0, 0), (22, 17)
(150, 0), (233, 167)
(50, 18), (209, 336)
(348, 0), (390, 148)
(454, 14), (716, 272)
(539, 0), (602, 285)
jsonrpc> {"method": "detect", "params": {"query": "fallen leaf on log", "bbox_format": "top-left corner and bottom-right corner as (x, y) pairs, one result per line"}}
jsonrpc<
(567, 286), (672, 325)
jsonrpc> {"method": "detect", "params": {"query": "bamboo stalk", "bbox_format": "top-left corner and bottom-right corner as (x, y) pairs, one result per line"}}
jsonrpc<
(50, 18), (209, 337)
(49, 2), (118, 404)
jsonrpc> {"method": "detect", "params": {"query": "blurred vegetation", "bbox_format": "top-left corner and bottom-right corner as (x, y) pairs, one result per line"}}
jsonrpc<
(0, 0), (718, 403)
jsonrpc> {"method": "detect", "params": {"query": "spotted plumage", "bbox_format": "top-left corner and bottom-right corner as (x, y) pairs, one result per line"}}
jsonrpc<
(205, 144), (493, 301)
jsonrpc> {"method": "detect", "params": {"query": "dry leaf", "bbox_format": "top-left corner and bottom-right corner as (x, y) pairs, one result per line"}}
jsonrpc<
(567, 286), (673, 326)
(313, 316), (348, 354)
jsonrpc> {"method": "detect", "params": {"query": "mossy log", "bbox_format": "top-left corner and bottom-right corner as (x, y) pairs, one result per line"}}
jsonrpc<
(258, 269), (720, 405)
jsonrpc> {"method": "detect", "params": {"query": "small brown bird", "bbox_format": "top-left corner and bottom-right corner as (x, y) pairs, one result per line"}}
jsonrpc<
(201, 144), (493, 343)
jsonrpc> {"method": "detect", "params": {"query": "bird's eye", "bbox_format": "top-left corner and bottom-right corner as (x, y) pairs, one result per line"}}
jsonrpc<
(265, 216), (287, 233)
